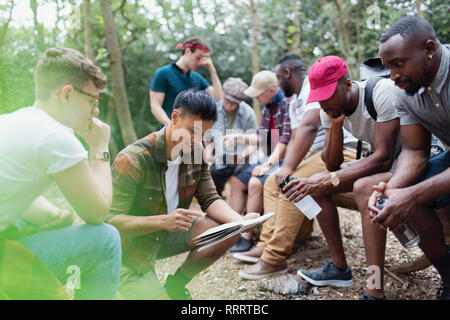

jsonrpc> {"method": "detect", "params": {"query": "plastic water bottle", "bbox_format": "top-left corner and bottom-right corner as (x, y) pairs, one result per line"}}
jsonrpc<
(278, 175), (322, 220)
(375, 197), (420, 249)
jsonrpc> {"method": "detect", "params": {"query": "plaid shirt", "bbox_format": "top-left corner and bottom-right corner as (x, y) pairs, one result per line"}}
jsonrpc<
(109, 127), (221, 274)
(258, 89), (292, 149)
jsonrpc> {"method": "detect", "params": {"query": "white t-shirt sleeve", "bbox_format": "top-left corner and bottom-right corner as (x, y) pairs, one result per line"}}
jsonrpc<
(372, 79), (399, 123)
(37, 129), (88, 174)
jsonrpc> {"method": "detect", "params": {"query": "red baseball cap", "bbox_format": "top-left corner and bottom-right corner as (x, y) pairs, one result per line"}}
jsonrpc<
(306, 56), (348, 104)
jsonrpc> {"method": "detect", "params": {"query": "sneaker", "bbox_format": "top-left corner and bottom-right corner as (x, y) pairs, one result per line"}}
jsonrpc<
(233, 246), (263, 263)
(239, 260), (288, 280)
(436, 284), (450, 300)
(229, 236), (254, 253)
(297, 260), (353, 287)
(361, 293), (387, 300)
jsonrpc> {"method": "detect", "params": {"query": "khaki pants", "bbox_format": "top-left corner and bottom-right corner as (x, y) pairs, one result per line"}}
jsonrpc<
(258, 150), (356, 265)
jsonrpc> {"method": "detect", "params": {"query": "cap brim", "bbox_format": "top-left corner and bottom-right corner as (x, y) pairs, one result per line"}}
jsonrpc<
(306, 81), (338, 104)
(244, 86), (264, 98)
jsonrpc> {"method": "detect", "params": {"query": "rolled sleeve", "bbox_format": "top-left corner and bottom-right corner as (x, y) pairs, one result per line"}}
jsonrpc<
(194, 164), (222, 212)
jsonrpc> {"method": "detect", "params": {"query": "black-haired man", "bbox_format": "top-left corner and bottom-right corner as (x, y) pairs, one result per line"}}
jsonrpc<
(354, 16), (450, 300)
(109, 89), (258, 299)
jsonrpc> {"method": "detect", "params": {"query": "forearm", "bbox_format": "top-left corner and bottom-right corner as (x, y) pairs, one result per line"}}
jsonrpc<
(89, 155), (113, 210)
(283, 126), (317, 171)
(207, 66), (223, 101)
(268, 143), (287, 165)
(108, 214), (167, 238)
(387, 149), (429, 189)
(321, 125), (344, 171)
(205, 199), (243, 224)
(151, 104), (170, 126)
(22, 196), (62, 227)
(408, 167), (450, 205)
(336, 150), (394, 186)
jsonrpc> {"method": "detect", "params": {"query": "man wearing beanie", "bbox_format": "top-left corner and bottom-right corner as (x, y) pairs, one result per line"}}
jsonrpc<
(205, 77), (259, 197)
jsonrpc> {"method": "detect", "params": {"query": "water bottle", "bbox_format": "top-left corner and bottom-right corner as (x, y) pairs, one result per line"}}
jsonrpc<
(278, 175), (322, 220)
(375, 197), (420, 249)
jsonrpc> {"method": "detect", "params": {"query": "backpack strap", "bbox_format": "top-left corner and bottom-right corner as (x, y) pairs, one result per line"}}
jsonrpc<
(356, 76), (385, 159)
(364, 76), (385, 121)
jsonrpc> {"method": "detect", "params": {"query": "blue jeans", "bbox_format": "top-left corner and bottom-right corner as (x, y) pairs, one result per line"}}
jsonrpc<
(420, 151), (450, 209)
(20, 223), (121, 300)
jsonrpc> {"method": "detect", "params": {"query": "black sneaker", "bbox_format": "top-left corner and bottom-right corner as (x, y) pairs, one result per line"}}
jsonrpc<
(229, 236), (254, 253)
(362, 293), (387, 300)
(297, 260), (353, 287)
(436, 284), (450, 300)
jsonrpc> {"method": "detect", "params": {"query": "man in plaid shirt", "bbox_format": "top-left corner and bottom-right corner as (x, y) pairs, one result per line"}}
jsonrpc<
(108, 89), (259, 300)
(224, 70), (292, 253)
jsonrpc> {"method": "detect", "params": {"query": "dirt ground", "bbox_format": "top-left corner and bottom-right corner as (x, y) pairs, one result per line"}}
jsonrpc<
(156, 204), (442, 300)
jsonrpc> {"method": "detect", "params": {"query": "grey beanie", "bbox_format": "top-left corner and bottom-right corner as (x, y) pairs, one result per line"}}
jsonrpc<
(223, 77), (248, 104)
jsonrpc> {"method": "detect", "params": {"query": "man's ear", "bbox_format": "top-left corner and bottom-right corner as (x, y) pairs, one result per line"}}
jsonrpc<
(344, 79), (352, 91)
(424, 39), (437, 59)
(59, 84), (73, 104)
(284, 67), (292, 79)
(172, 109), (180, 124)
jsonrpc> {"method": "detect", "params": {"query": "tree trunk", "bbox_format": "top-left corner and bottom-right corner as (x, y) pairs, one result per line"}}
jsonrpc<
(84, 0), (95, 61)
(30, 0), (44, 50)
(0, 0), (14, 49)
(99, 0), (137, 146)
(291, 0), (301, 56)
(250, 0), (261, 122)
(416, 0), (422, 17)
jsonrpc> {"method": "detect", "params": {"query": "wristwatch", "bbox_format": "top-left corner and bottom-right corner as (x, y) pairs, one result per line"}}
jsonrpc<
(330, 172), (340, 187)
(91, 151), (111, 161)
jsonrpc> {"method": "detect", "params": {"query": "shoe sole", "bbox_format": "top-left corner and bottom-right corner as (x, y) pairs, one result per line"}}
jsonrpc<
(297, 269), (353, 288)
(239, 268), (288, 280)
(233, 252), (260, 263)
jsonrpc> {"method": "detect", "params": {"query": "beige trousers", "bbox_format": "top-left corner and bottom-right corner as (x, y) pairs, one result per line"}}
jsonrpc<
(258, 150), (357, 265)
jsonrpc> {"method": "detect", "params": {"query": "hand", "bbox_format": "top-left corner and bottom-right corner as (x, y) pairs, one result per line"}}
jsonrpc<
(77, 117), (110, 151)
(328, 113), (345, 126)
(199, 53), (215, 71)
(242, 211), (261, 232)
(275, 166), (293, 186)
(369, 185), (417, 232)
(164, 208), (205, 232)
(252, 162), (272, 176)
(283, 171), (331, 202)
(40, 209), (73, 230)
(203, 143), (215, 165)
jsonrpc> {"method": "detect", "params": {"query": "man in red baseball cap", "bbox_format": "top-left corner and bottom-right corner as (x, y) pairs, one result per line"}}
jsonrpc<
(282, 55), (400, 294)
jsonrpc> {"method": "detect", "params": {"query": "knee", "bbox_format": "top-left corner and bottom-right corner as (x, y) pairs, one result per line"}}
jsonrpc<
(86, 223), (122, 253)
(248, 177), (263, 193)
(353, 177), (373, 202)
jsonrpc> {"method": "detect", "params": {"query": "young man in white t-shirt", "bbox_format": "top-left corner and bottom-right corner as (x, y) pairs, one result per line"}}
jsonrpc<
(284, 56), (400, 290)
(0, 47), (121, 299)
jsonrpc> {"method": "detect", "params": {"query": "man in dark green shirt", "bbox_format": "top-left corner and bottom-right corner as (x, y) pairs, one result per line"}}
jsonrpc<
(150, 37), (223, 126)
